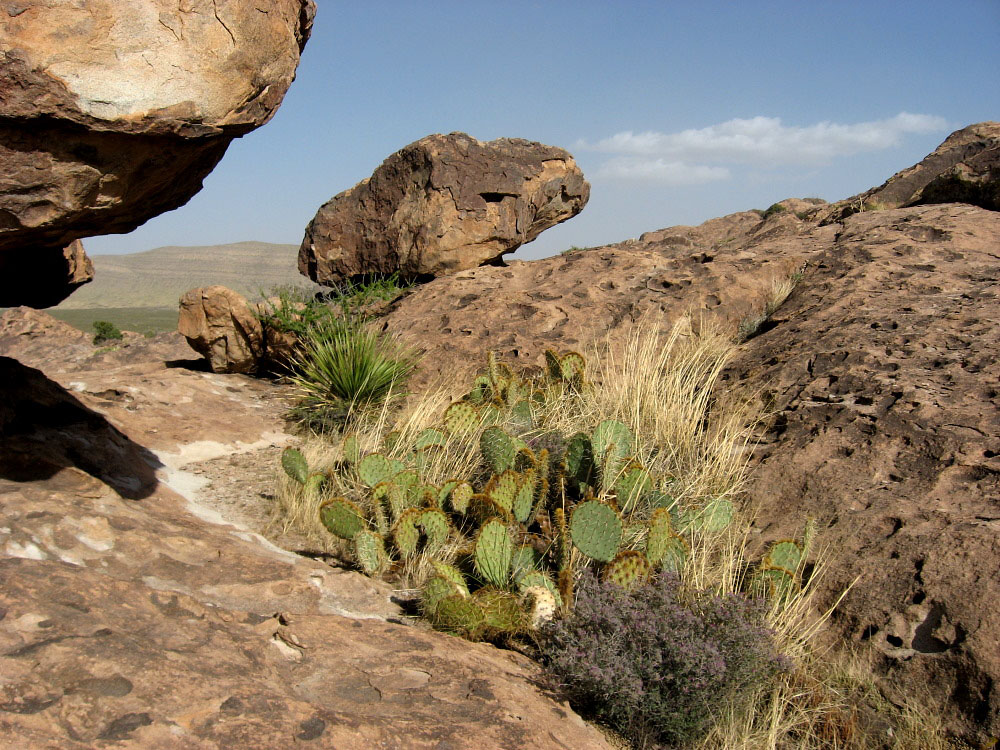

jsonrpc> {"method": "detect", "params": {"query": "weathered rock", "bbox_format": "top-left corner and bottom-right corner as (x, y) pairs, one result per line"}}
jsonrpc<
(0, 0), (316, 305)
(178, 286), (265, 374)
(727, 203), (1000, 742)
(0, 308), (615, 750)
(0, 239), (94, 308)
(381, 199), (1000, 739)
(299, 132), (590, 284)
(820, 121), (1000, 221)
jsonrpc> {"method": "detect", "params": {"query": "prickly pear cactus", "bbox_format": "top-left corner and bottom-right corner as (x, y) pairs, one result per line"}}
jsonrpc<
(418, 509), (451, 552)
(353, 529), (386, 575)
(486, 470), (520, 514)
(603, 550), (651, 590)
(358, 453), (401, 488)
(281, 447), (309, 485)
(394, 508), (421, 558)
(319, 497), (365, 540)
(570, 499), (623, 563)
(517, 570), (563, 609)
(565, 432), (598, 490)
(414, 427), (447, 451)
(512, 469), (535, 524)
(474, 519), (514, 587)
(481, 427), (516, 475)
(444, 401), (480, 435)
(764, 540), (803, 574)
(430, 594), (485, 637)
(614, 462), (653, 511)
(341, 433), (360, 465)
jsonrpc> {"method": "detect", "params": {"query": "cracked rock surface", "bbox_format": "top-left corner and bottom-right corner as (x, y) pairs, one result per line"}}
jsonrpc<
(299, 132), (590, 284)
(0, 0), (316, 306)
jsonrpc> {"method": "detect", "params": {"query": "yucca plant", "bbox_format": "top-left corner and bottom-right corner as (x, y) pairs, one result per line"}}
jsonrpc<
(288, 316), (419, 428)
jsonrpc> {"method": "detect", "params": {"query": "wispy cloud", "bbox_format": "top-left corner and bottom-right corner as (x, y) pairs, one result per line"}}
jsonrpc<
(578, 112), (949, 182)
(597, 158), (730, 184)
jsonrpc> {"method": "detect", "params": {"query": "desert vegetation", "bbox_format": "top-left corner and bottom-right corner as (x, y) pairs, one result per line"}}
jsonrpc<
(269, 309), (949, 749)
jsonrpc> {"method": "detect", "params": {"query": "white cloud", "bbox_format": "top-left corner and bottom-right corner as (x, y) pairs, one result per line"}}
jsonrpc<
(576, 112), (949, 181)
(597, 158), (730, 184)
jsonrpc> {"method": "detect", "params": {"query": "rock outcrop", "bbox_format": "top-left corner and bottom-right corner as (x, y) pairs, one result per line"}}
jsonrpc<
(299, 132), (590, 284)
(379, 143), (1000, 737)
(0, 0), (316, 307)
(178, 286), (266, 374)
(0, 239), (94, 308)
(0, 310), (615, 750)
(819, 120), (999, 222)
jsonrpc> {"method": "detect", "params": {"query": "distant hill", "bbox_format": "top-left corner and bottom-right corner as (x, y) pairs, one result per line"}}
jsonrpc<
(57, 241), (319, 309)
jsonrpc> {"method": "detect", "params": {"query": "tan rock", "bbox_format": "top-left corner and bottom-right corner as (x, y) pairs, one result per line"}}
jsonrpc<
(0, 240), (94, 308)
(0, 0), (315, 306)
(299, 132), (590, 284)
(178, 286), (264, 374)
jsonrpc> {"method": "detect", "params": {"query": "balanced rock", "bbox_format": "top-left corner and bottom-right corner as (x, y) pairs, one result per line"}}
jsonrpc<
(0, 239), (94, 308)
(0, 0), (315, 306)
(821, 120), (999, 221)
(178, 286), (265, 374)
(299, 132), (590, 284)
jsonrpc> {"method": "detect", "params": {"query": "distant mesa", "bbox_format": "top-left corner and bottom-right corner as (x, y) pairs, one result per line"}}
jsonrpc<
(298, 132), (591, 286)
(0, 0), (316, 308)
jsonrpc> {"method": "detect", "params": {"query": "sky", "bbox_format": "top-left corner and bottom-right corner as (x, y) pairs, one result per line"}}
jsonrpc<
(85, 1), (1000, 260)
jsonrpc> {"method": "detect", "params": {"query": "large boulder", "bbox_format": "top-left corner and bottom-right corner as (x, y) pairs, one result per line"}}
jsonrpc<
(178, 286), (265, 374)
(299, 132), (590, 284)
(0, 239), (94, 308)
(0, 0), (316, 306)
(819, 121), (1000, 222)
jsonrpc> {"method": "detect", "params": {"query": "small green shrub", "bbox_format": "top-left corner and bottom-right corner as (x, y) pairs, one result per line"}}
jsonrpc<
(760, 202), (787, 221)
(288, 317), (419, 428)
(92, 320), (123, 345)
(540, 571), (785, 748)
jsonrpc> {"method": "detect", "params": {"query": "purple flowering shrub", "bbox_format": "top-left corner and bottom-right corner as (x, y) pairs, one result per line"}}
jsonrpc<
(540, 571), (785, 747)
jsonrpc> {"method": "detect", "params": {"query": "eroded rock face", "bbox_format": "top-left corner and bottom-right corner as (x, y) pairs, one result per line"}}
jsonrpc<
(0, 239), (94, 307)
(0, 0), (316, 306)
(299, 132), (590, 284)
(178, 286), (265, 374)
(382, 200), (1000, 739)
(819, 121), (1000, 221)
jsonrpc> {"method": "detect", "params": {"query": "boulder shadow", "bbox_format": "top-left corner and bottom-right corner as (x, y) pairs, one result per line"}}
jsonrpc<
(0, 356), (162, 499)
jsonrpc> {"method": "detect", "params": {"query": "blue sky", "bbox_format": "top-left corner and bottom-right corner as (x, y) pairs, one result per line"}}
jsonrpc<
(86, 1), (1000, 260)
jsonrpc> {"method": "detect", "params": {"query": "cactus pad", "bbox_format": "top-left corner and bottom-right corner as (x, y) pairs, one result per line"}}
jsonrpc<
(481, 427), (515, 474)
(358, 453), (394, 487)
(393, 508), (421, 558)
(303, 472), (326, 500)
(603, 550), (651, 590)
(698, 497), (735, 533)
(443, 401), (479, 435)
(474, 588), (526, 635)
(614, 463), (653, 511)
(474, 519), (514, 587)
(430, 594), (485, 637)
(512, 469), (536, 523)
(429, 561), (469, 594)
(544, 349), (563, 381)
(281, 447), (309, 484)
(418, 509), (451, 551)
(341, 433), (360, 465)
(751, 567), (797, 601)
(570, 499), (623, 563)
(558, 351), (586, 386)
(522, 586), (558, 628)
(764, 540), (803, 574)
(448, 481), (473, 515)
(565, 432), (597, 489)
(421, 575), (466, 616)
(517, 570), (563, 609)
(486, 469), (520, 513)
(319, 497), (365, 540)
(353, 530), (385, 576)
(644, 508), (674, 566)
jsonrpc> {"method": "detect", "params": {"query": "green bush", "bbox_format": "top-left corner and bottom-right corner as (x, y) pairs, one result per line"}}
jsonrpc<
(761, 202), (787, 220)
(540, 571), (786, 747)
(92, 320), (123, 345)
(288, 317), (419, 428)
